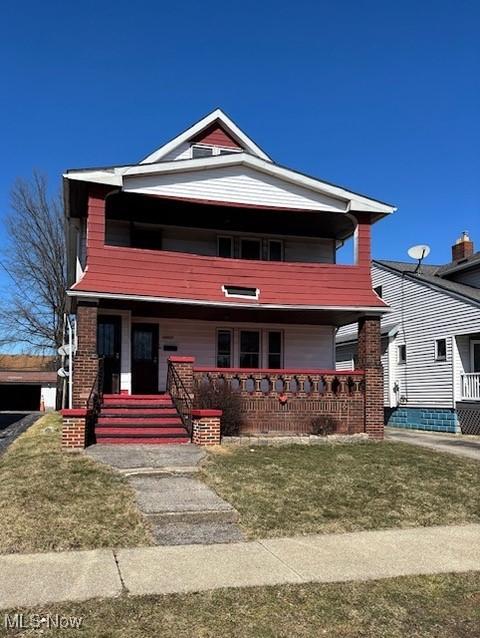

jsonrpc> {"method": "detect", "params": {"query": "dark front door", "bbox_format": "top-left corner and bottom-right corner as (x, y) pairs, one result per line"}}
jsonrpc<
(97, 316), (121, 394)
(132, 323), (159, 394)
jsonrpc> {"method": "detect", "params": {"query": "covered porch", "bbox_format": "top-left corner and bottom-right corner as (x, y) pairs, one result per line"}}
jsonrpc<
(66, 299), (384, 445)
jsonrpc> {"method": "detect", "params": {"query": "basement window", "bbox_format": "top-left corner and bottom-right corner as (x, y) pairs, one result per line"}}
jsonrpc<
(222, 285), (259, 299)
(435, 338), (447, 361)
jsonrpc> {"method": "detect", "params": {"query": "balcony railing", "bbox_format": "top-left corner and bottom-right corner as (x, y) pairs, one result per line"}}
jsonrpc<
(461, 373), (480, 401)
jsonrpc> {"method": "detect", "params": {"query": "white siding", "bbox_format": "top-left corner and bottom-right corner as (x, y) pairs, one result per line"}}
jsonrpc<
(336, 343), (354, 371)
(337, 264), (480, 408)
(121, 317), (335, 391)
(123, 165), (348, 212)
(104, 222), (334, 263)
(161, 142), (192, 162)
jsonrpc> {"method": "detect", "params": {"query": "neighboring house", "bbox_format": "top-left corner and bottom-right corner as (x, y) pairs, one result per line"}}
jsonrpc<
(61, 109), (396, 448)
(0, 355), (57, 411)
(336, 232), (480, 434)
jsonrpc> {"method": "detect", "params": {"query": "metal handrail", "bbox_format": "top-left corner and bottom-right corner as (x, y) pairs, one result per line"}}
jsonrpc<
(87, 357), (105, 415)
(167, 360), (193, 436)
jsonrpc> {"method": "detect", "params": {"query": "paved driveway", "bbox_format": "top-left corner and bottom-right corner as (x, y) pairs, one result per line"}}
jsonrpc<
(386, 427), (480, 461)
(0, 412), (40, 454)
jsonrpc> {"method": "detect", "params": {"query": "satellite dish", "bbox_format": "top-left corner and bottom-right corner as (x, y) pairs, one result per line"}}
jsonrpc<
(57, 367), (69, 378)
(408, 244), (430, 260)
(58, 344), (69, 356)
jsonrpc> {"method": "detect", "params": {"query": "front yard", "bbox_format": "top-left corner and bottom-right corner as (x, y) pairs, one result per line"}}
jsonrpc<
(201, 441), (480, 538)
(0, 413), (153, 554)
(1, 572), (479, 637)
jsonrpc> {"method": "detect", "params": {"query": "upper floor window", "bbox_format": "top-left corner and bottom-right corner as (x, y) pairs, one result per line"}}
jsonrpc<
(374, 285), (383, 298)
(217, 236), (233, 258)
(268, 240), (283, 262)
(398, 344), (407, 365)
(435, 338), (447, 361)
(241, 238), (261, 260)
(131, 223), (162, 250)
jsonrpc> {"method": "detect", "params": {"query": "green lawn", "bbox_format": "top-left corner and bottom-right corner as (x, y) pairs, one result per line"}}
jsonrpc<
(0, 413), (153, 553)
(201, 442), (480, 538)
(1, 573), (479, 637)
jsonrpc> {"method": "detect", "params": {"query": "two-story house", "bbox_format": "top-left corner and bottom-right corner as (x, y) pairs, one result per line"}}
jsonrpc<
(61, 109), (395, 448)
(337, 232), (480, 435)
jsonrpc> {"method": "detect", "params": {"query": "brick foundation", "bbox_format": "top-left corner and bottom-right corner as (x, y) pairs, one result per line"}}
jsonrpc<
(357, 316), (384, 439)
(73, 302), (99, 409)
(191, 409), (222, 446)
(61, 409), (88, 450)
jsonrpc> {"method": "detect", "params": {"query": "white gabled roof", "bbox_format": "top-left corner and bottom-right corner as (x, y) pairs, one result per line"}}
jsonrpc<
(139, 108), (272, 164)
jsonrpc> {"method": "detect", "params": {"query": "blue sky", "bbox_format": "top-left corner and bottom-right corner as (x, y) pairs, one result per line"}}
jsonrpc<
(1, 0), (479, 277)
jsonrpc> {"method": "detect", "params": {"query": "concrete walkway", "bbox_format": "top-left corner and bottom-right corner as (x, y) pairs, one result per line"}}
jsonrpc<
(0, 524), (478, 608)
(386, 427), (480, 461)
(85, 444), (244, 545)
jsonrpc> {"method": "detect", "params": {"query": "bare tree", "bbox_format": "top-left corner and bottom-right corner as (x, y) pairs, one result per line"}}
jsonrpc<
(0, 172), (66, 352)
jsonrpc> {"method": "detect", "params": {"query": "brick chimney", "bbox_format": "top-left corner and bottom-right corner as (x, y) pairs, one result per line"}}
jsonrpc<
(452, 231), (474, 262)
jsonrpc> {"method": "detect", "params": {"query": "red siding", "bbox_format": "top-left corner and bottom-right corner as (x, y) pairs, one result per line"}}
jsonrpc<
(191, 123), (241, 149)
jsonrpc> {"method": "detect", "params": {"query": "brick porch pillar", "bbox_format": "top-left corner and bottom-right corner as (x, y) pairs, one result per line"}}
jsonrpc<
(72, 301), (99, 409)
(167, 356), (195, 396)
(191, 409), (222, 446)
(357, 315), (384, 439)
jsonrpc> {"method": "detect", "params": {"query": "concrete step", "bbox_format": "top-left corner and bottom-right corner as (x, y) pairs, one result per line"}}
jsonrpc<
(103, 394), (172, 401)
(150, 520), (245, 545)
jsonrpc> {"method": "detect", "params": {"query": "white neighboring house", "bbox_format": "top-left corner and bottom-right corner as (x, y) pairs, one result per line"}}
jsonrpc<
(336, 232), (480, 434)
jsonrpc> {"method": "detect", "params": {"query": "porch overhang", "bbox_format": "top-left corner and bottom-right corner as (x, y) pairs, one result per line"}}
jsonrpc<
(68, 291), (388, 327)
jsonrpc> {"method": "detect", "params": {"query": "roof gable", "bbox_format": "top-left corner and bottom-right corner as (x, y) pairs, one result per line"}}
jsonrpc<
(190, 122), (241, 149)
(140, 108), (272, 164)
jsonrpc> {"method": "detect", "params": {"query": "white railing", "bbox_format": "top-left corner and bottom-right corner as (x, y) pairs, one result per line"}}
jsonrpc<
(461, 373), (480, 401)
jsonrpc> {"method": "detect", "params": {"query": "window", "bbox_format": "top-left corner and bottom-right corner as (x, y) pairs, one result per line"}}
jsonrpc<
(191, 145), (214, 158)
(374, 285), (383, 298)
(130, 223), (163, 250)
(268, 331), (283, 369)
(216, 330), (232, 368)
(435, 338), (447, 361)
(240, 331), (261, 368)
(268, 240), (283, 262)
(240, 238), (261, 260)
(398, 344), (406, 364)
(217, 236), (233, 258)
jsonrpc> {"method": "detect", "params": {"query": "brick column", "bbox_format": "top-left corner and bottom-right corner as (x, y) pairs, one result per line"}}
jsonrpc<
(357, 315), (384, 439)
(61, 409), (88, 450)
(73, 302), (99, 408)
(168, 356), (195, 396)
(191, 409), (222, 446)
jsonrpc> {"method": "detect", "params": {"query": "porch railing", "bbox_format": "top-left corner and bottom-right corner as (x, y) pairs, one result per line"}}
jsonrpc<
(166, 359), (193, 436)
(193, 367), (365, 397)
(461, 373), (480, 401)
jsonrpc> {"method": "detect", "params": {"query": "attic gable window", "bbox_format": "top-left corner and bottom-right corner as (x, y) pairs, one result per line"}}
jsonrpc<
(222, 285), (259, 300)
(191, 144), (242, 159)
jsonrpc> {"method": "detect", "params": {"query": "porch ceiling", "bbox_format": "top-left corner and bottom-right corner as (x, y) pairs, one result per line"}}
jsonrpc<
(85, 298), (378, 327)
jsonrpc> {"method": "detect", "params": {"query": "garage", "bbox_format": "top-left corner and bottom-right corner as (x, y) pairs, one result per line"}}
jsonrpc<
(0, 355), (57, 411)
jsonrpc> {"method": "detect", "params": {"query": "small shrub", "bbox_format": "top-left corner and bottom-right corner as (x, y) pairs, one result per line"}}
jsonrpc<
(194, 380), (244, 436)
(311, 416), (336, 436)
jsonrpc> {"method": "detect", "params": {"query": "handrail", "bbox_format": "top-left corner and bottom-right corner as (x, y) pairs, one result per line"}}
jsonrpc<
(193, 366), (365, 376)
(87, 357), (104, 415)
(461, 372), (480, 401)
(167, 360), (193, 436)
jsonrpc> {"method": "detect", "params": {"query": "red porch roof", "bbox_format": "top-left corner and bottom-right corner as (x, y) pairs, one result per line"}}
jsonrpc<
(70, 246), (387, 310)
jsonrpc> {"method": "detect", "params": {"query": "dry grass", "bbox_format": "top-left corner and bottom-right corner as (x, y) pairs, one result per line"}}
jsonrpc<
(201, 442), (480, 538)
(1, 572), (479, 637)
(0, 413), (153, 553)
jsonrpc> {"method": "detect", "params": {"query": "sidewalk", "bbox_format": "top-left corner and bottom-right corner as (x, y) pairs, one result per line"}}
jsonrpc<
(1, 524), (479, 609)
(386, 427), (480, 461)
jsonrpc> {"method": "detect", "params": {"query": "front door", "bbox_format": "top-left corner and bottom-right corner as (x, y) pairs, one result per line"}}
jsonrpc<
(97, 315), (121, 394)
(132, 323), (159, 394)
